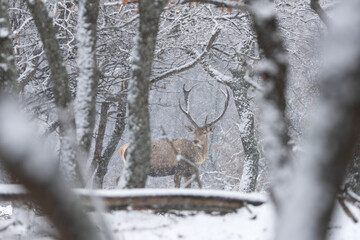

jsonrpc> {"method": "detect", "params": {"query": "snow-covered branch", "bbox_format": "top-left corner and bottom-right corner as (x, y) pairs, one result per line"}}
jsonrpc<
(150, 27), (221, 85)
(181, 0), (249, 12)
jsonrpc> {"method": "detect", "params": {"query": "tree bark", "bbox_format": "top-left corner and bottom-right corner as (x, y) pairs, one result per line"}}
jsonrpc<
(89, 101), (110, 179)
(119, 0), (168, 189)
(229, 69), (259, 193)
(0, 0), (18, 93)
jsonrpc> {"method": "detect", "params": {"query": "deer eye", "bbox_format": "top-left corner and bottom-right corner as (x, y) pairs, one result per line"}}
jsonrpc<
(193, 140), (199, 144)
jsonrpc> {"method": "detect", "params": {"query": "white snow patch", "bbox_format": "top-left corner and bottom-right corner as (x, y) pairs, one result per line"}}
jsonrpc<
(0, 204), (13, 218)
(0, 194), (359, 240)
(108, 203), (275, 240)
(0, 27), (9, 38)
(256, 59), (279, 76)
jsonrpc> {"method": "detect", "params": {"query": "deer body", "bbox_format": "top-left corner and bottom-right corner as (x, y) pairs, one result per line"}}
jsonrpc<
(119, 85), (229, 188)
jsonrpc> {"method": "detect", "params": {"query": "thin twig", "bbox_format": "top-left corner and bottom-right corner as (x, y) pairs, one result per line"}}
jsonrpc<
(310, 0), (330, 28)
(338, 197), (358, 223)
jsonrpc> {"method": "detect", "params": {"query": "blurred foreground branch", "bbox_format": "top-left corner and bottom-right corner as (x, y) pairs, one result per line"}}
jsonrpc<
(0, 101), (106, 240)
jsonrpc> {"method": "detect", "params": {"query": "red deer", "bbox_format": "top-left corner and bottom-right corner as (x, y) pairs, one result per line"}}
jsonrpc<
(119, 85), (229, 188)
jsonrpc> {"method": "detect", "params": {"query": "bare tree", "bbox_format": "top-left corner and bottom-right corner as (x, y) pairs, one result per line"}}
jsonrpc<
(246, 0), (293, 206)
(75, 0), (100, 167)
(0, 0), (19, 184)
(26, 0), (82, 185)
(119, 0), (168, 189)
(94, 95), (127, 188)
(199, 62), (260, 192)
(0, 2), (107, 237)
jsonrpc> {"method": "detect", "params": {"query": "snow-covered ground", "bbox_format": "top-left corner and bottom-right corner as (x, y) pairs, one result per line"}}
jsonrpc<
(0, 195), (359, 240)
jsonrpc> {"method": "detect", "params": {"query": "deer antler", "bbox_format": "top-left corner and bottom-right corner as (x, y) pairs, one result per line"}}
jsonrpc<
(179, 84), (230, 129)
(203, 87), (230, 128)
(179, 84), (200, 128)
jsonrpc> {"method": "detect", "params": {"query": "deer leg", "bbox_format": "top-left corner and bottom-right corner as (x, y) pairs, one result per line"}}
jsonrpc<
(174, 174), (181, 188)
(183, 175), (192, 188)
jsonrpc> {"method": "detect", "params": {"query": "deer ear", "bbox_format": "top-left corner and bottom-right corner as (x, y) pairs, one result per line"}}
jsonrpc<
(209, 125), (216, 132)
(185, 125), (195, 132)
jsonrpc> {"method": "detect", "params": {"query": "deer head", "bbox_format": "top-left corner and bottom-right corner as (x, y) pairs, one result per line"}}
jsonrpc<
(178, 84), (229, 155)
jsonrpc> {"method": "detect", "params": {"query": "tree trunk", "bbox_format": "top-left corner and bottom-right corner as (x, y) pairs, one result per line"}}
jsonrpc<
(26, 0), (82, 185)
(229, 69), (259, 193)
(75, 0), (100, 166)
(0, 0), (18, 93)
(119, 0), (168, 189)
(0, 0), (19, 184)
(89, 101), (110, 179)
(93, 96), (127, 188)
(249, 0), (292, 207)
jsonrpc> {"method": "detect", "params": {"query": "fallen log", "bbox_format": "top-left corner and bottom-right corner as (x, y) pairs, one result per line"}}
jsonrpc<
(0, 184), (267, 213)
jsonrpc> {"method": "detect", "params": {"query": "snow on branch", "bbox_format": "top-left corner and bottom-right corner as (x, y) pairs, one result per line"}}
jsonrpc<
(199, 59), (263, 92)
(150, 27), (221, 85)
(181, 0), (249, 12)
(0, 184), (266, 213)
